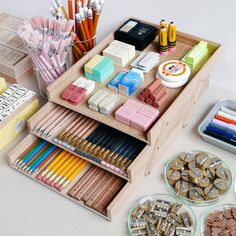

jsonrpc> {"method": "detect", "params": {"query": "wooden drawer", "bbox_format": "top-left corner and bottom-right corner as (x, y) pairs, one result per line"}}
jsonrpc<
(7, 134), (136, 221)
(27, 102), (152, 183)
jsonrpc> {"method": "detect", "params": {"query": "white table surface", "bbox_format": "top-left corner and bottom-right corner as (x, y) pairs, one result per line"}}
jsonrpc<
(0, 1), (236, 235)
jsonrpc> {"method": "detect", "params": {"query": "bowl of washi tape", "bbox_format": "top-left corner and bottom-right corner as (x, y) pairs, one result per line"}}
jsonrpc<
(164, 150), (232, 207)
(128, 193), (197, 236)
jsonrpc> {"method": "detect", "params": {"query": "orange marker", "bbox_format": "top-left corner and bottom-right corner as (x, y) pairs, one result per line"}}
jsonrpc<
(215, 114), (236, 126)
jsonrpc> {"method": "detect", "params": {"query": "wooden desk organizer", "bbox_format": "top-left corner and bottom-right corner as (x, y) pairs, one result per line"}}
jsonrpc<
(8, 18), (223, 220)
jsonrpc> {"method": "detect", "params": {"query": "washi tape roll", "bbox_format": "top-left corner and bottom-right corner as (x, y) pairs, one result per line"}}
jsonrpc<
(157, 60), (191, 88)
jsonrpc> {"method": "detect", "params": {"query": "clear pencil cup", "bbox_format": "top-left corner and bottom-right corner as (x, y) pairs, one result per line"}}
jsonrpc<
(34, 61), (69, 98)
(70, 35), (96, 64)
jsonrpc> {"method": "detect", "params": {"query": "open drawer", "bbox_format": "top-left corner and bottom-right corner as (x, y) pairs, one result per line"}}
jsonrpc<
(27, 102), (152, 183)
(7, 134), (137, 221)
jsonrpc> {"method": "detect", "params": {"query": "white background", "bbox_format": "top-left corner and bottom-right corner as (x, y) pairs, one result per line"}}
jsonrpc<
(0, 0), (236, 236)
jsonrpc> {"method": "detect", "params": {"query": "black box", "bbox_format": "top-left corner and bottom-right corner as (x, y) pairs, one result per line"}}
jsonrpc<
(114, 19), (157, 51)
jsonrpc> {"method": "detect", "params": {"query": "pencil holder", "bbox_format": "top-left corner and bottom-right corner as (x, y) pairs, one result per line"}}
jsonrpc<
(34, 59), (71, 98)
(71, 35), (96, 64)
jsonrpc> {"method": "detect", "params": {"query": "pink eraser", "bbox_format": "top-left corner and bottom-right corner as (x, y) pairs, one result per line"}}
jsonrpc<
(115, 106), (138, 125)
(124, 99), (143, 112)
(155, 93), (169, 107)
(145, 79), (161, 94)
(57, 186), (63, 192)
(69, 87), (86, 104)
(110, 164), (116, 170)
(160, 51), (169, 55)
(36, 174), (42, 180)
(45, 179), (51, 185)
(146, 98), (153, 105)
(61, 84), (77, 100)
(49, 181), (55, 187)
(149, 85), (166, 101)
(131, 113), (153, 131)
(169, 47), (176, 52)
(153, 101), (159, 108)
(54, 183), (60, 189)
(137, 94), (145, 102)
(138, 105), (159, 120)
(115, 167), (121, 172)
(41, 176), (47, 182)
(141, 91), (149, 98)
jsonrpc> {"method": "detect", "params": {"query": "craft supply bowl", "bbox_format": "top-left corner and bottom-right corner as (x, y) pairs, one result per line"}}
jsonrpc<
(200, 204), (236, 235)
(127, 193), (197, 236)
(164, 150), (232, 207)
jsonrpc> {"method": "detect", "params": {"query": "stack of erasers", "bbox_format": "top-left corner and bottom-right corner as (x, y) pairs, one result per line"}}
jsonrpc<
(157, 60), (191, 88)
(88, 89), (119, 115)
(115, 99), (159, 131)
(103, 40), (135, 67)
(131, 52), (160, 73)
(61, 78), (95, 105)
(108, 68), (143, 96)
(84, 55), (114, 83)
(182, 41), (208, 70)
(138, 79), (168, 108)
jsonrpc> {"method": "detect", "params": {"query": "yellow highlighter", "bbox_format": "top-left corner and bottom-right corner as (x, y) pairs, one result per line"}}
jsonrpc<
(168, 21), (177, 51)
(159, 26), (168, 55)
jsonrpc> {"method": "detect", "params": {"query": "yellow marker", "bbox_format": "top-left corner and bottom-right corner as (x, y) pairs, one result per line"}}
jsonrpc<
(61, 161), (87, 189)
(168, 21), (177, 51)
(159, 26), (168, 55)
(160, 19), (167, 28)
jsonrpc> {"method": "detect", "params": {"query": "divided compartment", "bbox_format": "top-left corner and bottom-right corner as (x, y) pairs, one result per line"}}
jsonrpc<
(27, 102), (151, 183)
(46, 18), (223, 176)
(7, 134), (135, 221)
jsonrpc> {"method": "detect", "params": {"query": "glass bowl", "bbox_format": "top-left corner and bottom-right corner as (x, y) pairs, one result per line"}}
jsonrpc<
(164, 150), (232, 207)
(127, 193), (197, 236)
(201, 204), (236, 235)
